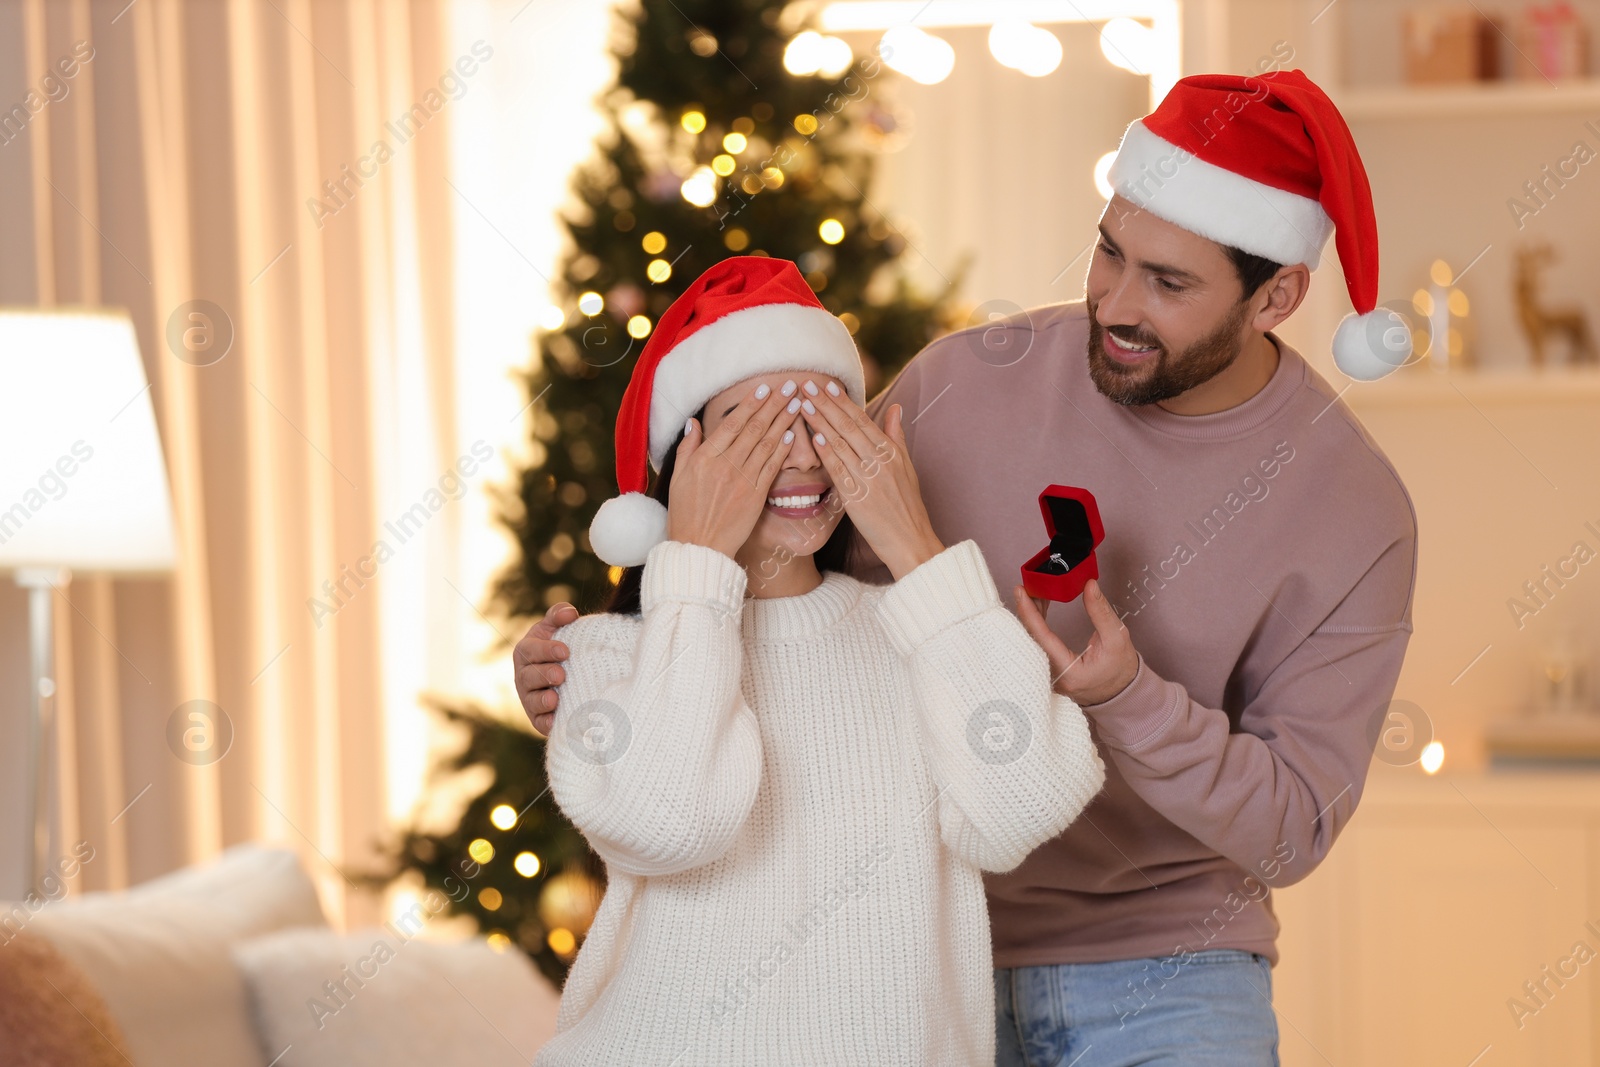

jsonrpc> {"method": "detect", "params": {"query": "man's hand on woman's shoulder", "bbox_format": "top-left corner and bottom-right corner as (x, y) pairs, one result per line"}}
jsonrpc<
(514, 602), (578, 736)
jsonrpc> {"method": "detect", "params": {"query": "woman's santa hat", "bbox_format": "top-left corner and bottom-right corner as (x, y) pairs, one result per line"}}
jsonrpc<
(588, 255), (865, 567)
(1105, 69), (1411, 381)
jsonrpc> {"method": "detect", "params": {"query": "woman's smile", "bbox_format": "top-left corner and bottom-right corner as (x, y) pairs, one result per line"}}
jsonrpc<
(765, 482), (832, 517)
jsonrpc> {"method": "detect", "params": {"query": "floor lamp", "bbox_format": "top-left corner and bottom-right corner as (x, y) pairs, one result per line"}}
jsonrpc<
(0, 310), (176, 895)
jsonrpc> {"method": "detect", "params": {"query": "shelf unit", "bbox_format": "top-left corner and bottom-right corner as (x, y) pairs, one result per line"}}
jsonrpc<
(1343, 365), (1600, 407)
(1305, 0), (1600, 118)
(1291, 0), (1600, 377)
(1335, 77), (1600, 119)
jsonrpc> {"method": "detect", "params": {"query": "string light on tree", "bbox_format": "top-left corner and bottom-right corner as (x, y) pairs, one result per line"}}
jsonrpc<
(680, 166), (717, 207)
(819, 218), (845, 244)
(577, 291), (604, 316)
(627, 315), (653, 339)
(537, 305), (565, 331)
(539, 869), (603, 947)
(646, 258), (672, 283)
(490, 804), (517, 830)
(680, 109), (705, 133)
(641, 231), (666, 255)
(688, 29), (717, 57)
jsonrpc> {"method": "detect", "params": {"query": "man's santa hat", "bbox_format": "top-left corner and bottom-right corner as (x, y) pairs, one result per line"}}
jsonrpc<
(1105, 69), (1410, 381)
(588, 255), (865, 567)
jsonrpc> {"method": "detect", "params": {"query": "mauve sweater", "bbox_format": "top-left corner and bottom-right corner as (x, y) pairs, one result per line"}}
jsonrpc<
(853, 299), (1417, 968)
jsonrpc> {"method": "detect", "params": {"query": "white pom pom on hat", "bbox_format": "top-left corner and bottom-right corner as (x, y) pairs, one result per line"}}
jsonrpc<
(1334, 308), (1414, 382)
(586, 255), (866, 568)
(588, 492), (669, 568)
(1104, 69), (1411, 380)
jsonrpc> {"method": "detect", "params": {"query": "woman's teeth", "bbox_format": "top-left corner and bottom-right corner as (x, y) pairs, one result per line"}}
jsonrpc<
(767, 493), (823, 508)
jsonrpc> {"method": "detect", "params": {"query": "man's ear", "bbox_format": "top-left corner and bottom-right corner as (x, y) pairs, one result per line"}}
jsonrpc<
(1251, 264), (1311, 333)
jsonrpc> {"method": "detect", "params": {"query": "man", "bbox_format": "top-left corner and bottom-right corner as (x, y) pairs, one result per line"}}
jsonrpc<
(516, 70), (1417, 1064)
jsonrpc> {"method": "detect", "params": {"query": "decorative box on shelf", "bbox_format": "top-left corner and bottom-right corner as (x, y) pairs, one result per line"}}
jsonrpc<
(1403, 7), (1501, 84)
(1513, 2), (1591, 82)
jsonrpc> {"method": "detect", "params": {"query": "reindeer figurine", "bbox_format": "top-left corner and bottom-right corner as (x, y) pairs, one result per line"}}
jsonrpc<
(1514, 244), (1596, 366)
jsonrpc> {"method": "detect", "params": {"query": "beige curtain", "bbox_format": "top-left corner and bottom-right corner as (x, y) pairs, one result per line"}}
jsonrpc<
(0, 0), (459, 929)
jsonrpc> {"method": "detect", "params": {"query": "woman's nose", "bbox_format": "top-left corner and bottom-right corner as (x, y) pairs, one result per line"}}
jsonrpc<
(782, 411), (820, 467)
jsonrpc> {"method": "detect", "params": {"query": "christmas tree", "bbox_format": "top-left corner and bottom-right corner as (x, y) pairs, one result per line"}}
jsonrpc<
(370, 0), (965, 989)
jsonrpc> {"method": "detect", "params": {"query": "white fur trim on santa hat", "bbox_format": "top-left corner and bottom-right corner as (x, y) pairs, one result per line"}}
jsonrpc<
(1333, 308), (1413, 381)
(647, 302), (864, 471)
(1106, 121), (1335, 269)
(588, 491), (669, 567)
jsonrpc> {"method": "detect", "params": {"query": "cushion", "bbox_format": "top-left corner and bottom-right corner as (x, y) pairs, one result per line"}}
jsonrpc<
(232, 926), (561, 1066)
(0, 930), (132, 1066)
(24, 843), (328, 1067)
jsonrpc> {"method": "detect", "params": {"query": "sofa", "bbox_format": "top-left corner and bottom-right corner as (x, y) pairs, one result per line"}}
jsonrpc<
(0, 843), (562, 1066)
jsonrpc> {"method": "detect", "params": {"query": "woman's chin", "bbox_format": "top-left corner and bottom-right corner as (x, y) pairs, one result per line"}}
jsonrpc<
(747, 518), (840, 560)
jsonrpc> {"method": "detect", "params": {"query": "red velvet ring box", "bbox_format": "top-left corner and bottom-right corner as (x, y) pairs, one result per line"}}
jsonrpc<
(1020, 485), (1105, 603)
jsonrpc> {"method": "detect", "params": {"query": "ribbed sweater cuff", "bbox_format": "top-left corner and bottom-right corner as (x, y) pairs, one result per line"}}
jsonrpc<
(876, 539), (999, 656)
(1081, 653), (1180, 750)
(640, 540), (748, 615)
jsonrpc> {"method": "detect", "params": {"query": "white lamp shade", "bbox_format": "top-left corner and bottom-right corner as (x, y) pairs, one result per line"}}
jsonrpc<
(0, 310), (177, 573)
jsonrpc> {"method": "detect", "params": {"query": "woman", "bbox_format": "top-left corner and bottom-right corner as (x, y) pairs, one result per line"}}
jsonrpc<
(533, 256), (1104, 1066)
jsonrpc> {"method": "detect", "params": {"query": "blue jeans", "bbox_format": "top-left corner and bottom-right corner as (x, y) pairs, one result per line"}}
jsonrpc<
(994, 949), (1279, 1066)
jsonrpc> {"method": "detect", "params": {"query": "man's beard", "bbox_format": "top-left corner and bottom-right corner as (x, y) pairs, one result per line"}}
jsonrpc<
(1085, 297), (1252, 407)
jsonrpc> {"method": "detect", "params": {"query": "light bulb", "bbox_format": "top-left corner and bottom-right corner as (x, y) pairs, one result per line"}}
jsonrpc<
(817, 36), (854, 77)
(990, 21), (1061, 77)
(1099, 18), (1154, 75)
(784, 31), (825, 76)
(879, 25), (955, 85)
(1419, 741), (1444, 774)
(1093, 150), (1118, 200)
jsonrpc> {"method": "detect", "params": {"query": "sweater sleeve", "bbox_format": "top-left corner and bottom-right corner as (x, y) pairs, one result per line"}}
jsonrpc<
(1083, 532), (1416, 887)
(875, 539), (1107, 873)
(545, 539), (763, 877)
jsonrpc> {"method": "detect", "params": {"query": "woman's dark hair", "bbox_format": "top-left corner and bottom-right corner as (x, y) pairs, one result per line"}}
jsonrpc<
(1224, 244), (1284, 300)
(599, 406), (859, 615)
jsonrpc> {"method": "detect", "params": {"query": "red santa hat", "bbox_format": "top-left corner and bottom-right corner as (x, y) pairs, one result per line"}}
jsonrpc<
(588, 255), (865, 567)
(1105, 69), (1411, 381)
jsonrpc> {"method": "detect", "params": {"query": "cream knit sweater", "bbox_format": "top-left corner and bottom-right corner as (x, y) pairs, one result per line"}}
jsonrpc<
(535, 538), (1106, 1066)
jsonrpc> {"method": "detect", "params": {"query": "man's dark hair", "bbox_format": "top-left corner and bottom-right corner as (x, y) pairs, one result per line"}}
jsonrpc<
(1224, 245), (1283, 301)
